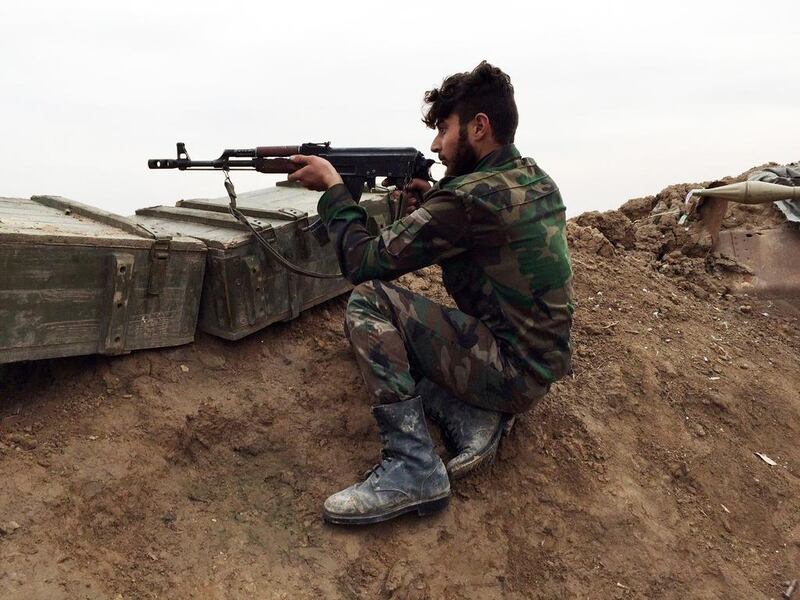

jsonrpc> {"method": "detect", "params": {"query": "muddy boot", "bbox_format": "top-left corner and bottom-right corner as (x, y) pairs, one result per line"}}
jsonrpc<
(322, 396), (450, 526)
(418, 379), (514, 479)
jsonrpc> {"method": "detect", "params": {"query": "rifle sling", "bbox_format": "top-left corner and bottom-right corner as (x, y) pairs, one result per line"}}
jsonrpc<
(227, 205), (343, 280)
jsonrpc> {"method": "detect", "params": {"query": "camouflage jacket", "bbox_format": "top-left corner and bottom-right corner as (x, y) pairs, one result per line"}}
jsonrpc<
(317, 144), (573, 384)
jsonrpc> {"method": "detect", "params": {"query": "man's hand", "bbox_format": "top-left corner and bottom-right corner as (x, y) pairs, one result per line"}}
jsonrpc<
(390, 178), (432, 217)
(405, 178), (432, 196)
(287, 155), (344, 192)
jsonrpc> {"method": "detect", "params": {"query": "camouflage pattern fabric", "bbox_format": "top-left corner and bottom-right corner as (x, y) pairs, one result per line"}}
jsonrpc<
(345, 279), (548, 413)
(318, 144), (573, 412)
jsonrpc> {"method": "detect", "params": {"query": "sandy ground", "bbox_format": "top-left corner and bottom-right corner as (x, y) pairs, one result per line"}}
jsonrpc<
(1, 171), (799, 599)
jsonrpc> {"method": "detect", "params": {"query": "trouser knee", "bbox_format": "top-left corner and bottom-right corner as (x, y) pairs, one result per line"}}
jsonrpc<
(345, 280), (380, 337)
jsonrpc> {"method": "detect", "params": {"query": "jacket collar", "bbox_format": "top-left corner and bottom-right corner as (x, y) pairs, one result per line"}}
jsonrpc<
(473, 144), (521, 172)
(436, 144), (521, 189)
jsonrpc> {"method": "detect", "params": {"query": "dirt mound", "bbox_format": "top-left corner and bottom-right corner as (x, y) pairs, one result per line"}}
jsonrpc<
(2, 168), (799, 599)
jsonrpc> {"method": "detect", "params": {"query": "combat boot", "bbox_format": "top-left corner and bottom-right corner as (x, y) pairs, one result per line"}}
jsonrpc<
(418, 379), (514, 479)
(322, 396), (451, 525)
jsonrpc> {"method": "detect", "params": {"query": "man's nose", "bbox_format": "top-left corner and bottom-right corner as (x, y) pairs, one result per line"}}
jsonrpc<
(430, 138), (440, 153)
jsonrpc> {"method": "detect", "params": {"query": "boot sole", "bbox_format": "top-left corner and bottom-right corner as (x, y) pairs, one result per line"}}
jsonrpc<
(322, 493), (450, 526)
(448, 416), (515, 480)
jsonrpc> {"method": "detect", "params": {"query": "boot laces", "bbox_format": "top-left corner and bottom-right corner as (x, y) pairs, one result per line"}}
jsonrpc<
(363, 431), (394, 480)
(363, 451), (394, 480)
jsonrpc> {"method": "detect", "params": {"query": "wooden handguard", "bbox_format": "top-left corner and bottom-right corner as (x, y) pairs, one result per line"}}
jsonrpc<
(256, 146), (302, 157)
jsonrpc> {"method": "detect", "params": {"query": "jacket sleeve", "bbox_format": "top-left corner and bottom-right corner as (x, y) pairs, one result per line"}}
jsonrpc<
(317, 183), (470, 284)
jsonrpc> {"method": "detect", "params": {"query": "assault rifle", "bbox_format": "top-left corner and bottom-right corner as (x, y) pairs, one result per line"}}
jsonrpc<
(148, 142), (434, 214)
(148, 142), (435, 279)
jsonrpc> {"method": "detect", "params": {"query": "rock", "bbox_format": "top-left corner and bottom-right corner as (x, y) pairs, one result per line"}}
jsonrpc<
(691, 422), (707, 438)
(567, 224), (615, 258)
(165, 347), (193, 361)
(383, 561), (414, 594)
(670, 461), (689, 480)
(619, 195), (657, 221)
(198, 353), (227, 370)
(112, 354), (152, 381)
(658, 360), (678, 377)
(0, 521), (20, 536)
(232, 433), (270, 457)
(634, 223), (672, 254)
(651, 199), (670, 215)
(574, 210), (636, 249)
(738, 305), (752, 314)
(6, 432), (37, 451)
(100, 368), (121, 391)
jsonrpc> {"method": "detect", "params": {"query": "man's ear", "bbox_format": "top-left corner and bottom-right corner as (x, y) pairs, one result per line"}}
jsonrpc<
(472, 113), (492, 141)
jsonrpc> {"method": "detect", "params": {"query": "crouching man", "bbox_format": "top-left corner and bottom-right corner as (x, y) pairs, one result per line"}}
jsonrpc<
(288, 61), (573, 525)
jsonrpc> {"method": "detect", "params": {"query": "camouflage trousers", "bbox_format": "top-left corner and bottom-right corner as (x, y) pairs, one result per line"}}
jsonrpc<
(344, 280), (548, 414)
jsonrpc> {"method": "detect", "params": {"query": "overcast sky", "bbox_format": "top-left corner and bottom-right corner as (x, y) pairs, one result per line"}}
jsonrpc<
(1, 1), (797, 217)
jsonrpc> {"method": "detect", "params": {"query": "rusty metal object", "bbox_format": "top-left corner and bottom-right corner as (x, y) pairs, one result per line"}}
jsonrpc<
(716, 227), (800, 300)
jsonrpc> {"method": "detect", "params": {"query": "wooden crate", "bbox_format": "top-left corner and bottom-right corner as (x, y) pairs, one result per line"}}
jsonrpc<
(133, 184), (393, 340)
(0, 195), (206, 364)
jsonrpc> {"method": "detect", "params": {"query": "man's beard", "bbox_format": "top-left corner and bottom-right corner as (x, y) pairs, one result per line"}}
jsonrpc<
(445, 126), (480, 177)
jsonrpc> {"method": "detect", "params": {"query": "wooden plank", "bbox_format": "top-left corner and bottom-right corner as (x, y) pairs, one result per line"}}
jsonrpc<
(121, 250), (205, 348)
(0, 288), (104, 303)
(31, 195), (150, 238)
(0, 234), (206, 363)
(0, 197), (38, 205)
(176, 198), (308, 222)
(101, 253), (135, 354)
(0, 232), (154, 248)
(0, 217), (137, 235)
(0, 341), (105, 364)
(137, 206), (251, 229)
(0, 251), (110, 288)
(0, 310), (106, 352)
(132, 214), (248, 250)
(0, 233), (204, 250)
(0, 206), (126, 224)
(0, 205), (79, 218)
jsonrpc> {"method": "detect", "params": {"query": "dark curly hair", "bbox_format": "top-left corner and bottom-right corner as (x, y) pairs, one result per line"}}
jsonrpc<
(422, 61), (518, 144)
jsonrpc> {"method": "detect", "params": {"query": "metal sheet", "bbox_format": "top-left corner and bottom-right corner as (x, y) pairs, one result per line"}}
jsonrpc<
(716, 228), (800, 299)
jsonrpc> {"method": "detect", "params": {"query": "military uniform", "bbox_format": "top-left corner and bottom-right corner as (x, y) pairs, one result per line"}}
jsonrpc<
(317, 144), (573, 414)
